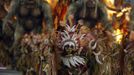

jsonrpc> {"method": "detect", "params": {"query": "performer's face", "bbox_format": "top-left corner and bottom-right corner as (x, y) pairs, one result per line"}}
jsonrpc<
(86, 0), (96, 8)
(28, 0), (34, 1)
(0, 0), (11, 5)
(27, 0), (36, 3)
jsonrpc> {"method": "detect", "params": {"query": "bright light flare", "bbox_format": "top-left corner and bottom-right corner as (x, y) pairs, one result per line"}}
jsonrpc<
(103, 0), (116, 20)
(116, 7), (132, 21)
(103, 0), (115, 8)
(104, 0), (132, 21)
(106, 8), (116, 20)
(113, 29), (123, 44)
(46, 0), (58, 9)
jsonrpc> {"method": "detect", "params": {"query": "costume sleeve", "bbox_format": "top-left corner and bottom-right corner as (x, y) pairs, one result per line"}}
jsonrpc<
(66, 2), (80, 20)
(3, 0), (18, 21)
(41, 1), (53, 31)
(2, 0), (19, 33)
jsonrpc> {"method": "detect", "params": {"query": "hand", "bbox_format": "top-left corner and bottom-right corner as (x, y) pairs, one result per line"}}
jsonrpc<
(2, 20), (13, 36)
(78, 19), (84, 26)
(129, 31), (134, 41)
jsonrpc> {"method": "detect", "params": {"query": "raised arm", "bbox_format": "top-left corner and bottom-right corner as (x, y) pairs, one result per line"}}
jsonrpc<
(66, 1), (80, 20)
(3, 0), (19, 33)
(3, 0), (18, 22)
(41, 1), (53, 32)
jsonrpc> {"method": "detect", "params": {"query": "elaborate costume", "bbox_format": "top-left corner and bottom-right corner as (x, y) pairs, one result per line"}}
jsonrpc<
(0, 0), (12, 67)
(2, 0), (53, 72)
(0, 0), (12, 40)
(54, 25), (88, 75)
(3, 0), (53, 50)
(66, 0), (107, 28)
(18, 33), (50, 75)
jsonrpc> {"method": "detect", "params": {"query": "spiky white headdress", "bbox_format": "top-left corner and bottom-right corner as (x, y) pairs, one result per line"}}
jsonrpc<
(59, 24), (86, 51)
(58, 24), (86, 68)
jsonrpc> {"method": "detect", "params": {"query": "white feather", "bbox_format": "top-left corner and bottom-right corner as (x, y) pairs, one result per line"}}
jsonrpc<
(93, 51), (103, 64)
(72, 57), (80, 66)
(80, 34), (86, 40)
(71, 25), (76, 32)
(92, 42), (97, 50)
(61, 57), (71, 68)
(64, 30), (70, 39)
(88, 40), (97, 50)
(72, 34), (77, 39)
(76, 56), (85, 64)
(75, 56), (85, 65)
(60, 32), (68, 39)
(73, 56), (82, 65)
(69, 57), (76, 67)
(95, 55), (103, 64)
(66, 24), (71, 31)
